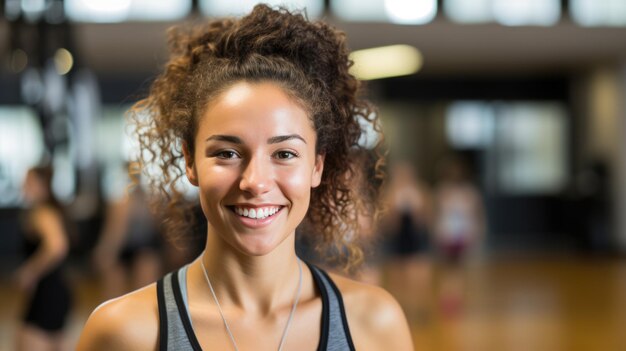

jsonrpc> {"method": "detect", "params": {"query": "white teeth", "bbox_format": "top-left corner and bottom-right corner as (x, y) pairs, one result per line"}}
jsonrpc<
(233, 206), (280, 219)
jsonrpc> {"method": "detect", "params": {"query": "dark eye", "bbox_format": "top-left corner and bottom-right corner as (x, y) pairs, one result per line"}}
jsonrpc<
(275, 151), (297, 160)
(215, 150), (239, 159)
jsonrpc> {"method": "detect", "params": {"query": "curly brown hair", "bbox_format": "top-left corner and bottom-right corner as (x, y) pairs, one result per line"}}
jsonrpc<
(130, 4), (385, 270)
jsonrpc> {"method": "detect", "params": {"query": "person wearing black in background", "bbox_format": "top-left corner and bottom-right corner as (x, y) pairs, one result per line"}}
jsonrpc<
(16, 165), (72, 350)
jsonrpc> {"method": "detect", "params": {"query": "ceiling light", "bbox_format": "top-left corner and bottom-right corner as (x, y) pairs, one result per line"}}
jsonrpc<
(384, 0), (437, 24)
(349, 45), (423, 80)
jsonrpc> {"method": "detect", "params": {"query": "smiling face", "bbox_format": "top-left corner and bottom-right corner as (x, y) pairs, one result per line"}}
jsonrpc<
(184, 81), (324, 256)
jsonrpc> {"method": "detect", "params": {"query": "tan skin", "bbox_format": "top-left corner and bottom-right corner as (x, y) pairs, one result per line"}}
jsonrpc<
(77, 82), (413, 351)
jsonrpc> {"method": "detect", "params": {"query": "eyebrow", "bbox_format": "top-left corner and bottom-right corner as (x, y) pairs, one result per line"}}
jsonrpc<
(205, 135), (242, 144)
(205, 134), (307, 144)
(267, 134), (307, 144)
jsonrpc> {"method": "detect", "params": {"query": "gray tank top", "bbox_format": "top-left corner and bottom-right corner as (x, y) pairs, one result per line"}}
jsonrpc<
(156, 262), (356, 351)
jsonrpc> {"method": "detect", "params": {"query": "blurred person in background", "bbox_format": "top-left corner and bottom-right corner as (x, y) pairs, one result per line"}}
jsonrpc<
(78, 5), (412, 351)
(92, 162), (163, 300)
(433, 154), (485, 317)
(381, 161), (434, 324)
(15, 165), (72, 351)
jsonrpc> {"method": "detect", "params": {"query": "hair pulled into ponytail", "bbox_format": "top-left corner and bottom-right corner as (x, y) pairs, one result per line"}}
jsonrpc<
(130, 4), (385, 270)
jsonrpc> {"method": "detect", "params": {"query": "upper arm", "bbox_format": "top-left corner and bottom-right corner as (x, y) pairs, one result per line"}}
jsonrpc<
(77, 287), (159, 351)
(77, 302), (122, 351)
(101, 198), (131, 238)
(335, 276), (414, 351)
(32, 207), (68, 257)
(363, 289), (414, 351)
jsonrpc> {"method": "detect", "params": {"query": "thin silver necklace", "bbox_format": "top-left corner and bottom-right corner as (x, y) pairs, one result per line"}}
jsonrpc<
(200, 255), (303, 351)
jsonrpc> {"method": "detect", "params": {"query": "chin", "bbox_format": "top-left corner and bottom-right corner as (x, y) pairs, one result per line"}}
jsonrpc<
(233, 233), (289, 257)
(238, 247), (275, 257)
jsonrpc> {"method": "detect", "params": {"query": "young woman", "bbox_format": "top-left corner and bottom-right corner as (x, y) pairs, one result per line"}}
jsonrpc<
(78, 5), (413, 351)
(17, 166), (72, 350)
(382, 162), (434, 324)
(93, 164), (163, 300)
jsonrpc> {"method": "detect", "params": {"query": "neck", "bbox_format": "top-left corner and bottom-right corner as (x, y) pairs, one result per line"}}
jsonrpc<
(197, 230), (301, 316)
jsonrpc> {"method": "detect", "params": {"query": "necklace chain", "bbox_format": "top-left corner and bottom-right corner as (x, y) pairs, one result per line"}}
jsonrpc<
(200, 255), (303, 351)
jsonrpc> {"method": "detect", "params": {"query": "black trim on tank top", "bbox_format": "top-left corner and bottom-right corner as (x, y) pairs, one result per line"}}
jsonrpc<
(307, 263), (330, 351)
(171, 270), (203, 351)
(319, 269), (356, 351)
(157, 278), (168, 351)
(161, 263), (331, 351)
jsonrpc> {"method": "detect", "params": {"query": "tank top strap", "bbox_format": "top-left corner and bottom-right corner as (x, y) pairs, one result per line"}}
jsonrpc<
(307, 263), (356, 351)
(157, 263), (355, 351)
(157, 268), (199, 351)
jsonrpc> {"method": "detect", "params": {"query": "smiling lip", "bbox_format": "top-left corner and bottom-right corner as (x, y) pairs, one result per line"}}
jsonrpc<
(228, 204), (285, 228)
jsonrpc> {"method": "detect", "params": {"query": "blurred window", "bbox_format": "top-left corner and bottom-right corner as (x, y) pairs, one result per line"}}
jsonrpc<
(4, 0), (21, 21)
(445, 101), (568, 195)
(95, 106), (129, 166)
(444, 0), (492, 23)
(570, 0), (626, 27)
(444, 0), (561, 26)
(331, 0), (437, 25)
(65, 0), (191, 22)
(51, 144), (76, 204)
(96, 105), (198, 201)
(95, 105), (135, 201)
(199, 0), (324, 18)
(445, 102), (494, 148)
(356, 113), (382, 149)
(0, 106), (45, 207)
(492, 0), (560, 26)
(493, 103), (568, 195)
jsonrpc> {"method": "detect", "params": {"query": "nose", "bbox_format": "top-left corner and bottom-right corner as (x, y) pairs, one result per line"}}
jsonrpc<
(239, 154), (273, 196)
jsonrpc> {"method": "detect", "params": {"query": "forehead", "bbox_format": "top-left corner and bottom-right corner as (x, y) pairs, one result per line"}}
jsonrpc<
(199, 82), (314, 138)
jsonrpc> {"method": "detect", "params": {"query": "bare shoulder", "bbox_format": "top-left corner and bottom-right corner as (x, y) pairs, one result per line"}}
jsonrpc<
(77, 283), (159, 351)
(328, 272), (414, 351)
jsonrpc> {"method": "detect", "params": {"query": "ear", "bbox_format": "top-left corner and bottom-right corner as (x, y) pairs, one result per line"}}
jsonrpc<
(311, 153), (325, 188)
(182, 141), (198, 186)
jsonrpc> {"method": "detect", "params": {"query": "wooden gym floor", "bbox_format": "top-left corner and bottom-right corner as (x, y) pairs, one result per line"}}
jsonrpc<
(1, 255), (625, 351)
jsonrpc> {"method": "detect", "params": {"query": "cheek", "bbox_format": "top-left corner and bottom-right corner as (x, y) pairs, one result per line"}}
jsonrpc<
(197, 166), (237, 209)
(278, 167), (313, 204)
